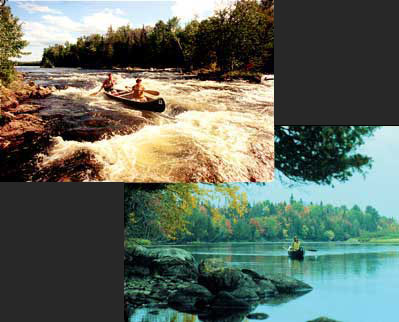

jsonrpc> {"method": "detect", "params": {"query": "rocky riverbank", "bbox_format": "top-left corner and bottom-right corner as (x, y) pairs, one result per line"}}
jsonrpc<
(124, 245), (313, 321)
(0, 74), (60, 181)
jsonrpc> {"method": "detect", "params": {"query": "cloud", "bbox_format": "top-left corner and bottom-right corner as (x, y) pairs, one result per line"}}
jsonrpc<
(19, 8), (131, 61)
(171, 0), (235, 22)
(41, 8), (130, 34)
(18, 2), (62, 15)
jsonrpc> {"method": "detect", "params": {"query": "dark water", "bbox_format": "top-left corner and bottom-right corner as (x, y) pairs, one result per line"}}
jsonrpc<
(129, 242), (399, 322)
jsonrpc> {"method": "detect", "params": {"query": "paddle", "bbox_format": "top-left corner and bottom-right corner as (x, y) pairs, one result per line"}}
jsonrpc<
(124, 86), (160, 96)
(144, 90), (160, 96)
(90, 88), (102, 96)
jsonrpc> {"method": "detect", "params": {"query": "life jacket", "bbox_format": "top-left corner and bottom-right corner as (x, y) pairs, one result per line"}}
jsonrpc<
(292, 241), (300, 251)
(132, 84), (145, 99)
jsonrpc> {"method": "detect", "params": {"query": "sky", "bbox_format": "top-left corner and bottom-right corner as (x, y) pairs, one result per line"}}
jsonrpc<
(240, 126), (399, 220)
(9, 0), (234, 61)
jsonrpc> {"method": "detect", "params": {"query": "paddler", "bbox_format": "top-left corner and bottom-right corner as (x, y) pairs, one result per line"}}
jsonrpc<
(290, 236), (301, 251)
(131, 78), (146, 101)
(101, 73), (116, 93)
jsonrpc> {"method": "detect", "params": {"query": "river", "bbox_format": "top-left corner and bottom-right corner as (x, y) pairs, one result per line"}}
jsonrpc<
(15, 67), (273, 182)
(129, 242), (399, 322)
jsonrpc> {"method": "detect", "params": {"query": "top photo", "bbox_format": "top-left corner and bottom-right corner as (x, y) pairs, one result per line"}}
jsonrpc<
(0, 0), (274, 182)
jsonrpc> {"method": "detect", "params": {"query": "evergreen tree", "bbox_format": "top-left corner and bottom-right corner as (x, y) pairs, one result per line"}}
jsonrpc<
(0, 6), (28, 86)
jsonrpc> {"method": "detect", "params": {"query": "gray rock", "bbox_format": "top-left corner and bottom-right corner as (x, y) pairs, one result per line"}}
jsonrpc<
(211, 291), (251, 310)
(198, 258), (225, 275)
(125, 245), (198, 279)
(168, 283), (213, 312)
(266, 274), (313, 294)
(199, 268), (258, 295)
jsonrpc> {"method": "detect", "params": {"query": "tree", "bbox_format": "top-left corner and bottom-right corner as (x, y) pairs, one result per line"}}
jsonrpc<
(275, 126), (380, 185)
(0, 6), (28, 85)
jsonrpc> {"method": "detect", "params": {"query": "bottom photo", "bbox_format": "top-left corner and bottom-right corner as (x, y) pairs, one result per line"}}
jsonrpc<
(124, 126), (399, 322)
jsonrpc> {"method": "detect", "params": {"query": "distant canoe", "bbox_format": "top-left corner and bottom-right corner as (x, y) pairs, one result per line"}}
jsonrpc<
(104, 89), (166, 113)
(288, 247), (305, 260)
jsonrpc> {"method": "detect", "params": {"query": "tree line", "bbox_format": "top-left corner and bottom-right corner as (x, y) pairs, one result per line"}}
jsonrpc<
(41, 0), (274, 73)
(125, 188), (399, 243)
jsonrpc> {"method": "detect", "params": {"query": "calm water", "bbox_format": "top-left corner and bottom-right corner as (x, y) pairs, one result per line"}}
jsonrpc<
(14, 67), (273, 182)
(129, 242), (399, 322)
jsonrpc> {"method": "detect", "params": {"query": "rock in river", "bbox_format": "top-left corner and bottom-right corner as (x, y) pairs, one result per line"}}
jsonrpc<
(125, 244), (198, 279)
(168, 283), (213, 312)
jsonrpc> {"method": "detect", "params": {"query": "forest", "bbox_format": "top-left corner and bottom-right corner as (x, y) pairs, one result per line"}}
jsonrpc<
(125, 185), (399, 243)
(40, 0), (274, 73)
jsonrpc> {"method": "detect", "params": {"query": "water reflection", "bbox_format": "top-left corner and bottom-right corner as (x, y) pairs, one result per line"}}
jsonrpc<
(129, 243), (399, 322)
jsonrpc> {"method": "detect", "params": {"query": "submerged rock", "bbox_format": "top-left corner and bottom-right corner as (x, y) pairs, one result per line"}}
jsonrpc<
(307, 318), (341, 322)
(247, 312), (269, 320)
(265, 274), (313, 294)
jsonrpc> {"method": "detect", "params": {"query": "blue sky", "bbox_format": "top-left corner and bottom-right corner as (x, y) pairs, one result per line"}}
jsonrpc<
(240, 126), (399, 220)
(10, 1), (234, 61)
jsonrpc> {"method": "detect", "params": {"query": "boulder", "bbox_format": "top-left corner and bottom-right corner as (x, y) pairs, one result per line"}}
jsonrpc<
(125, 245), (198, 279)
(2, 99), (19, 111)
(198, 258), (225, 274)
(168, 283), (213, 312)
(241, 269), (278, 297)
(199, 267), (257, 296)
(265, 274), (313, 294)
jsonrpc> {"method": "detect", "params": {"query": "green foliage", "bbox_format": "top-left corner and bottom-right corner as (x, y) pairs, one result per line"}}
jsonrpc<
(125, 185), (399, 243)
(275, 126), (381, 185)
(0, 6), (28, 86)
(40, 0), (273, 73)
(124, 238), (151, 251)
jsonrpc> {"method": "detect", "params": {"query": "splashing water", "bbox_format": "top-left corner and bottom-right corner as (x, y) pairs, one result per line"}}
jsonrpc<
(19, 68), (274, 182)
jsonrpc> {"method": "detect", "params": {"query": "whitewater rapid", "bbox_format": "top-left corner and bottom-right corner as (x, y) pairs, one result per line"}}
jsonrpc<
(21, 69), (274, 182)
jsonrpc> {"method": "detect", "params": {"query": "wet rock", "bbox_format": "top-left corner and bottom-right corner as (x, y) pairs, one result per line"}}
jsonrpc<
(7, 104), (44, 114)
(168, 283), (213, 312)
(266, 274), (313, 294)
(211, 291), (251, 310)
(0, 113), (45, 150)
(247, 312), (269, 320)
(198, 267), (257, 297)
(241, 269), (278, 297)
(2, 99), (19, 111)
(55, 84), (69, 90)
(199, 258), (225, 275)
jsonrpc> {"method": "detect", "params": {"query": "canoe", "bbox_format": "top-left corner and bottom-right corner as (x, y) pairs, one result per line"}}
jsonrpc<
(104, 89), (166, 112)
(288, 247), (304, 260)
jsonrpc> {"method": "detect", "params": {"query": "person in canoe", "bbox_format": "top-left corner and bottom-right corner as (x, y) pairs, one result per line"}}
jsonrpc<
(101, 73), (116, 93)
(130, 78), (147, 101)
(290, 236), (301, 251)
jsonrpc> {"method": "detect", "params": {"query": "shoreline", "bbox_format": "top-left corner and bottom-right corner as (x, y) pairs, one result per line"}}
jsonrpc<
(125, 245), (313, 321)
(19, 65), (273, 84)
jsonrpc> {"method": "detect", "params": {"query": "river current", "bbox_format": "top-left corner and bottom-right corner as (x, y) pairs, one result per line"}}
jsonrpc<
(16, 67), (274, 182)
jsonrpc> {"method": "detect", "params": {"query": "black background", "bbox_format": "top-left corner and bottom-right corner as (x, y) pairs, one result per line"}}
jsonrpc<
(1, 0), (399, 321)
